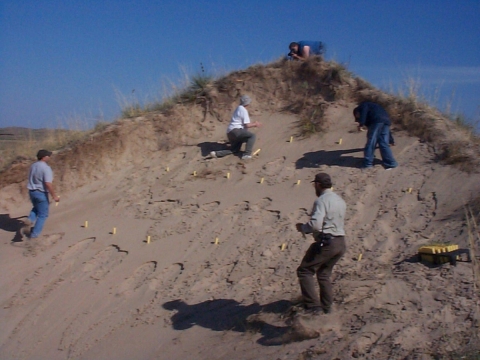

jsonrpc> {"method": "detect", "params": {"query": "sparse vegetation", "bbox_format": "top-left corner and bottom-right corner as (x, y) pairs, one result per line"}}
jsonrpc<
(0, 119), (112, 172)
(2, 58), (479, 175)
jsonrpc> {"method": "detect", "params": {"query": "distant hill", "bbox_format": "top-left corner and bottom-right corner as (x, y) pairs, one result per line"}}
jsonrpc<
(0, 127), (72, 142)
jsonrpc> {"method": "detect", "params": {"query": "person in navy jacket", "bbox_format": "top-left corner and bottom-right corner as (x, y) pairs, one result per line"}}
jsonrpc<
(354, 102), (398, 169)
(288, 41), (324, 60)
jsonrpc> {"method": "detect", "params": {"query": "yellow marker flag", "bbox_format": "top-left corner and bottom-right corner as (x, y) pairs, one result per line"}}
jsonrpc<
(113, 227), (117, 235)
(227, 172), (230, 179)
(339, 138), (343, 145)
(193, 171), (197, 176)
(358, 253), (363, 261)
(215, 237), (219, 245)
(281, 243), (286, 251)
(84, 221), (88, 228)
(290, 136), (293, 143)
(166, 167), (170, 172)
(147, 236), (151, 244)
(296, 180), (301, 185)
(260, 178), (264, 184)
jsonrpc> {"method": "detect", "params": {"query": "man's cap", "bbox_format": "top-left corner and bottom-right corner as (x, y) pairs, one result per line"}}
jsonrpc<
(240, 95), (252, 106)
(311, 172), (332, 188)
(37, 149), (52, 159)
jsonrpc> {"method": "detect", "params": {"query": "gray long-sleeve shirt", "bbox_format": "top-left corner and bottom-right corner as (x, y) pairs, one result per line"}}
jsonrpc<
(301, 189), (346, 238)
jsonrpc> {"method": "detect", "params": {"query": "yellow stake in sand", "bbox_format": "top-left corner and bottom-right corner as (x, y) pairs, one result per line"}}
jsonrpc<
(147, 236), (151, 244)
(84, 221), (88, 228)
(166, 167), (170, 172)
(281, 243), (287, 251)
(113, 227), (117, 235)
(227, 172), (230, 179)
(260, 177), (264, 184)
(215, 237), (219, 245)
(296, 180), (301, 185)
(358, 253), (363, 261)
(193, 171), (197, 177)
(408, 187), (413, 193)
(290, 136), (293, 143)
(253, 149), (261, 156)
(339, 138), (343, 145)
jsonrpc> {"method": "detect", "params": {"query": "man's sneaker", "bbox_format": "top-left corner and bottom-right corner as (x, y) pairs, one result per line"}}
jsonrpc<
(242, 155), (252, 160)
(20, 225), (31, 240)
(209, 151), (217, 158)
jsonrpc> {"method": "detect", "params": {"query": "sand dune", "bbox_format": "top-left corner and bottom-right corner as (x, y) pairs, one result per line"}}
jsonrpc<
(1, 61), (479, 359)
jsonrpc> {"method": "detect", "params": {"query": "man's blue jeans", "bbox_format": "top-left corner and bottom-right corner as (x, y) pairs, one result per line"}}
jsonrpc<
(28, 190), (49, 238)
(216, 128), (256, 158)
(364, 123), (398, 168)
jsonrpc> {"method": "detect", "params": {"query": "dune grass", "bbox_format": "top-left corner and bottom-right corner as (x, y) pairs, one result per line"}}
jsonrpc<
(0, 118), (110, 172)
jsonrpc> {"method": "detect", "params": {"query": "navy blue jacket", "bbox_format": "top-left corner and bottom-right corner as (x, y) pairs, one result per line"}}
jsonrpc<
(354, 102), (391, 127)
(298, 41), (324, 56)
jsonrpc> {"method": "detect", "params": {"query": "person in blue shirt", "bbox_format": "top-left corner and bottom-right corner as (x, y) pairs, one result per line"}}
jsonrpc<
(354, 102), (398, 169)
(288, 41), (324, 61)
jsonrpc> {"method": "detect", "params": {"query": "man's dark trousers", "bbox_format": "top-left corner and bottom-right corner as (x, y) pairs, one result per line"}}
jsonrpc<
(297, 236), (346, 313)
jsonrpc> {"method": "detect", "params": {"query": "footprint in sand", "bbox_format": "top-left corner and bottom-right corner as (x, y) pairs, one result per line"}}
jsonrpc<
(21, 232), (65, 257)
(150, 262), (184, 290)
(262, 157), (286, 176)
(288, 208), (309, 222)
(83, 245), (128, 281)
(201, 200), (220, 212)
(257, 157), (296, 184)
(5, 237), (96, 308)
(116, 261), (157, 297)
(59, 261), (158, 358)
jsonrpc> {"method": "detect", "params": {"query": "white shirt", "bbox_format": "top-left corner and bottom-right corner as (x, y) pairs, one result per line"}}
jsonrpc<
(226, 105), (250, 133)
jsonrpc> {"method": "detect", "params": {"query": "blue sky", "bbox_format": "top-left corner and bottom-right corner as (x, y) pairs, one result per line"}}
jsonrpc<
(1, 0), (479, 129)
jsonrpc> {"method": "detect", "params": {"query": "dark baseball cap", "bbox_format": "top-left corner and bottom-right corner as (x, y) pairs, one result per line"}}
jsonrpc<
(311, 173), (332, 188)
(37, 149), (52, 160)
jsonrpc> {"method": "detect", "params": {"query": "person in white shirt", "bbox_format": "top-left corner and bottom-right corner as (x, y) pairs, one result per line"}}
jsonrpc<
(210, 95), (262, 160)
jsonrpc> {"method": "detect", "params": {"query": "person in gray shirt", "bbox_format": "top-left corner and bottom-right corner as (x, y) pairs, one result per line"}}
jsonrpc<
(21, 149), (60, 239)
(295, 172), (346, 315)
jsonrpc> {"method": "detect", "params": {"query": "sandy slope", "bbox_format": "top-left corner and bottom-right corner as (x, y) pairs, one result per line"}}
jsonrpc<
(0, 102), (479, 360)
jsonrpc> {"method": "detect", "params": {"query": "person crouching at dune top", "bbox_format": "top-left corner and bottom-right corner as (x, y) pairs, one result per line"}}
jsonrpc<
(288, 41), (324, 60)
(210, 95), (262, 160)
(353, 101), (398, 170)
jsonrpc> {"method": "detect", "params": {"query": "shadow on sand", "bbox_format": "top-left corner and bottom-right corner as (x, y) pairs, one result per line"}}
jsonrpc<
(296, 142), (399, 169)
(197, 141), (231, 157)
(162, 298), (315, 345)
(0, 213), (25, 243)
(296, 148), (372, 169)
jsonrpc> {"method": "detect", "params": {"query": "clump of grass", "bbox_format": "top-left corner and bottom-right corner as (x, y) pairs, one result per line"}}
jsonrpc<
(121, 103), (145, 118)
(117, 63), (216, 121)
(179, 73), (214, 103)
(296, 104), (327, 137)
